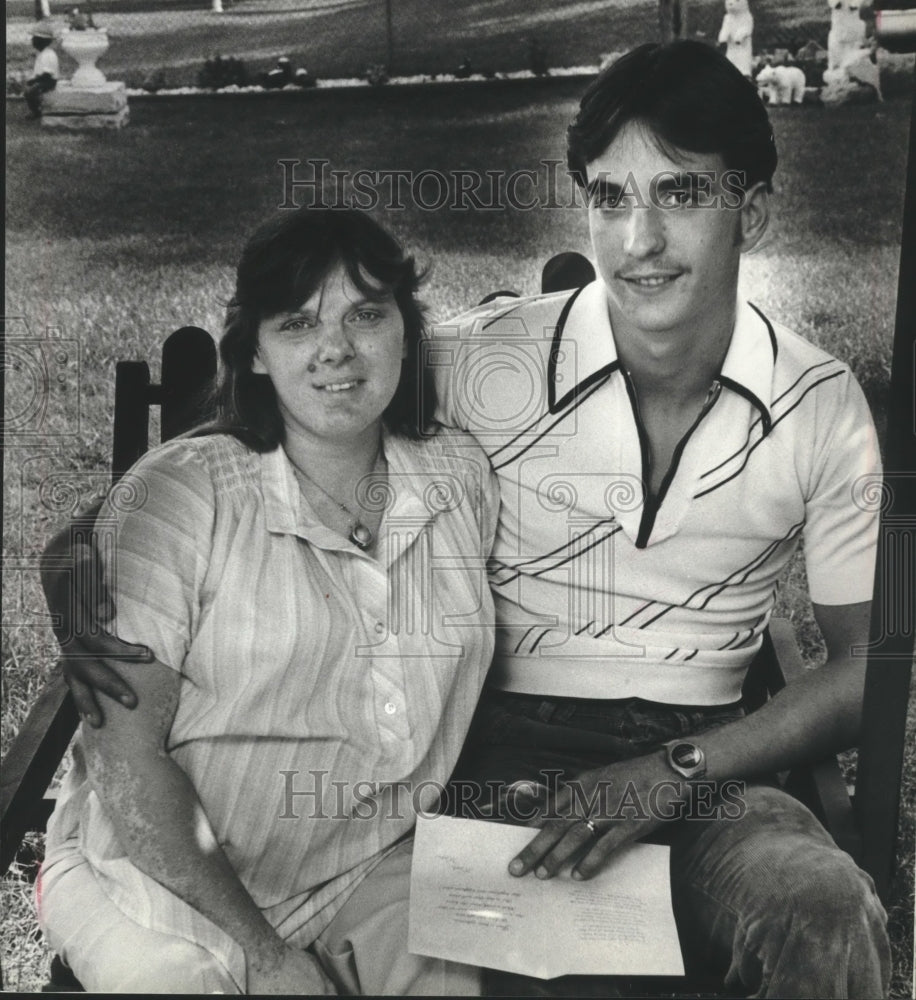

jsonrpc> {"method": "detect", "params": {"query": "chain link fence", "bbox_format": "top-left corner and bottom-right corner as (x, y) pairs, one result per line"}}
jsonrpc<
(6, 0), (845, 92)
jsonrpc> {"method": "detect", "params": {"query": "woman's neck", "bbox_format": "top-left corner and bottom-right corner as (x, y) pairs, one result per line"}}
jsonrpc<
(284, 425), (388, 553)
(283, 426), (383, 490)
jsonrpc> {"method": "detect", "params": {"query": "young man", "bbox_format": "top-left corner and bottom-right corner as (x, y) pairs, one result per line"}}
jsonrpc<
(49, 40), (889, 998)
(432, 41), (889, 998)
(24, 22), (59, 119)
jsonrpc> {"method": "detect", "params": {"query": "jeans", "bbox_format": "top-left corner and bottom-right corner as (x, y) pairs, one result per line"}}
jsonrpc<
(447, 689), (891, 999)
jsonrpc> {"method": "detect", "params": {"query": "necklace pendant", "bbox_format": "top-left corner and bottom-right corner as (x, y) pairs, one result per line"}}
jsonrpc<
(349, 522), (373, 550)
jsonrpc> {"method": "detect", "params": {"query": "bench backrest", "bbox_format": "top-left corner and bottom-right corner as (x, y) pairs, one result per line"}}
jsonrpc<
(0, 327), (217, 876)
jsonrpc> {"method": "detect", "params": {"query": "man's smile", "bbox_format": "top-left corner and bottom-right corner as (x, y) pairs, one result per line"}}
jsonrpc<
(617, 270), (684, 291)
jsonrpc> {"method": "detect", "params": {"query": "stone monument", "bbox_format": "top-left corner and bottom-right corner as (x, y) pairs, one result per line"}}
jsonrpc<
(822, 0), (883, 101)
(756, 63), (807, 104)
(718, 0), (755, 77)
(42, 15), (128, 129)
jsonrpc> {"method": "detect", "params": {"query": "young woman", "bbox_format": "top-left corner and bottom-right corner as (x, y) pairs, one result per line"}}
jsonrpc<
(37, 208), (497, 994)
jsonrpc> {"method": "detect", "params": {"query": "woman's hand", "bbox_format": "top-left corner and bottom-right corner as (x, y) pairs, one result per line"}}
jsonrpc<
(247, 944), (334, 995)
(40, 502), (149, 725)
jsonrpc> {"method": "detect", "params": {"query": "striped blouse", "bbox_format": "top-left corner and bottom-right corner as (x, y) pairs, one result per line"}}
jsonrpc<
(44, 427), (498, 989)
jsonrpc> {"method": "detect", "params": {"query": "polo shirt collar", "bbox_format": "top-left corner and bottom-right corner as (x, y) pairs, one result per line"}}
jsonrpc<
(550, 280), (776, 433)
(261, 442), (322, 540)
(717, 298), (777, 435)
(260, 430), (437, 555)
(549, 280), (619, 413)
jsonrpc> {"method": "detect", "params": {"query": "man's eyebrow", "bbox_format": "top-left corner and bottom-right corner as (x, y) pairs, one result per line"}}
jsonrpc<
(586, 177), (622, 202)
(653, 171), (709, 190)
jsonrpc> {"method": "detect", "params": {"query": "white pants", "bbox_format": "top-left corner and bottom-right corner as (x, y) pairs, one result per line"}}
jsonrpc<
(38, 839), (482, 995)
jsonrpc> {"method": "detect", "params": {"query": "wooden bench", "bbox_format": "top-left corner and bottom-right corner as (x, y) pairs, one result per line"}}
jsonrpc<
(1, 325), (218, 880)
(2, 243), (912, 988)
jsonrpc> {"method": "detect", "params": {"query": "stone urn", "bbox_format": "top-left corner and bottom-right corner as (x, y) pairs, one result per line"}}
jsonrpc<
(61, 28), (109, 88)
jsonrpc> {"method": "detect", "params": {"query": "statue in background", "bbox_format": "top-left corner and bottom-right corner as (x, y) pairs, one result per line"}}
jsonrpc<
(718, 0), (754, 77)
(756, 63), (807, 104)
(827, 0), (867, 72)
(823, 0), (882, 101)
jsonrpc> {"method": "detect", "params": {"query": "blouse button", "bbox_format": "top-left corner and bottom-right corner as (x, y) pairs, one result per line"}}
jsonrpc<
(374, 621), (385, 634)
(384, 702), (397, 715)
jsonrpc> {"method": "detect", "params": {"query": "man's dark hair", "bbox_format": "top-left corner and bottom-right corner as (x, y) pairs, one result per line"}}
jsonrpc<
(32, 35), (52, 50)
(567, 40), (777, 194)
(205, 207), (435, 451)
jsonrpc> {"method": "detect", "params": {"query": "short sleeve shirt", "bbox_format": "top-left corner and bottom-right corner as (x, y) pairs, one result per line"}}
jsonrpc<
(33, 47), (58, 77)
(431, 280), (881, 705)
(45, 428), (498, 988)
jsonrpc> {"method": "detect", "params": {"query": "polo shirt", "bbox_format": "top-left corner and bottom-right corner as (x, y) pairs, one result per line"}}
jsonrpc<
(43, 428), (498, 989)
(431, 279), (881, 705)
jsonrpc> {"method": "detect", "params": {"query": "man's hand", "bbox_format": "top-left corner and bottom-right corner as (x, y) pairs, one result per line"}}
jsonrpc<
(508, 751), (684, 881)
(40, 502), (150, 726)
(246, 944), (334, 995)
(509, 603), (873, 883)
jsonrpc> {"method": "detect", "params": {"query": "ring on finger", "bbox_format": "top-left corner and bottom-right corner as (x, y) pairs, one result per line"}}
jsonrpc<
(583, 818), (599, 836)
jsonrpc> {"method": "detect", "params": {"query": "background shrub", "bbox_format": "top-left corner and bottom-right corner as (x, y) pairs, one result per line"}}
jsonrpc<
(197, 54), (249, 90)
(364, 62), (389, 86)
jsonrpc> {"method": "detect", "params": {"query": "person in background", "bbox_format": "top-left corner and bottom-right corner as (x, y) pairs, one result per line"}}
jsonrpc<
(24, 21), (58, 118)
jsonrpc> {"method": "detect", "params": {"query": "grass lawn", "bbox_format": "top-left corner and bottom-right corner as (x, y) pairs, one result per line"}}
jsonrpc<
(6, 0), (843, 89)
(4, 81), (915, 994)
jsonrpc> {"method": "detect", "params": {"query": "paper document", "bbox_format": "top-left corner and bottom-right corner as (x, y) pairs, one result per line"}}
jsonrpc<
(408, 814), (684, 979)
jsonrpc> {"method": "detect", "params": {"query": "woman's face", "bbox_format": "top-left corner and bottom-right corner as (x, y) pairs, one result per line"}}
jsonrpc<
(253, 263), (406, 448)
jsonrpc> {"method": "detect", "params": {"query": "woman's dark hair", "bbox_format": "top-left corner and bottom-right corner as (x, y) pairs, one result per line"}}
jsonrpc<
(567, 40), (777, 194)
(205, 207), (435, 450)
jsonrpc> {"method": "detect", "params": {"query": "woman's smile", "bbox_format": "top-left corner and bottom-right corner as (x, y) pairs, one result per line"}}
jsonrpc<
(313, 377), (365, 393)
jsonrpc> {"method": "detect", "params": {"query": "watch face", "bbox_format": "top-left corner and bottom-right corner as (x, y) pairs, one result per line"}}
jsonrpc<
(670, 743), (702, 769)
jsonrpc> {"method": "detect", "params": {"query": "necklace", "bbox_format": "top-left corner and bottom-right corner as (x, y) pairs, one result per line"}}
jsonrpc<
(292, 452), (382, 550)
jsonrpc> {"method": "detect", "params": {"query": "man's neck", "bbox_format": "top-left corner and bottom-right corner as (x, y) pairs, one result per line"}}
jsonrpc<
(610, 303), (737, 405)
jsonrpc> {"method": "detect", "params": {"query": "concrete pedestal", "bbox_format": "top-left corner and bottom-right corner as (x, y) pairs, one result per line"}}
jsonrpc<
(42, 81), (129, 129)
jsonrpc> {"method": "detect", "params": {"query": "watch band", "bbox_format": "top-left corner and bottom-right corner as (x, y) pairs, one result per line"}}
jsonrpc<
(662, 739), (707, 780)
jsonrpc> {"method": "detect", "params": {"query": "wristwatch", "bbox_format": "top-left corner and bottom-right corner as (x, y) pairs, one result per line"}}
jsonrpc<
(662, 740), (707, 780)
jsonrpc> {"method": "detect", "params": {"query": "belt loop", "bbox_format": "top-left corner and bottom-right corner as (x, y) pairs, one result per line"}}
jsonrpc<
(536, 700), (556, 723)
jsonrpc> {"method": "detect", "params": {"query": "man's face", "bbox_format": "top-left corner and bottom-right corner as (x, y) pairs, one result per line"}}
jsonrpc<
(584, 120), (764, 340)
